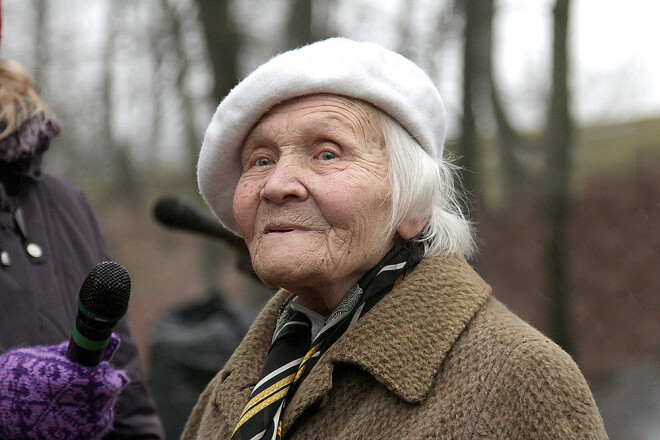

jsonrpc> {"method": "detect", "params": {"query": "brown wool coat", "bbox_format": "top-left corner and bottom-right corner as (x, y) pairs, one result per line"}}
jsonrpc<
(181, 255), (608, 440)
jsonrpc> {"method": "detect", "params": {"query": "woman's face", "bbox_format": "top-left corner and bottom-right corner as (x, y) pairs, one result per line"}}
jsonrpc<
(233, 94), (397, 312)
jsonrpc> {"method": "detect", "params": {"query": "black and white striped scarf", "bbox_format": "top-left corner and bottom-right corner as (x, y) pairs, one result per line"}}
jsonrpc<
(231, 240), (424, 440)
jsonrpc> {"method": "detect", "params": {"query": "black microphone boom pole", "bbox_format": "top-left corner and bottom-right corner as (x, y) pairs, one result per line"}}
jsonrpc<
(66, 261), (131, 367)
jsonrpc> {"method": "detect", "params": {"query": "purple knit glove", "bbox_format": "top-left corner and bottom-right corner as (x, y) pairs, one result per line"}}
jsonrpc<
(0, 333), (129, 440)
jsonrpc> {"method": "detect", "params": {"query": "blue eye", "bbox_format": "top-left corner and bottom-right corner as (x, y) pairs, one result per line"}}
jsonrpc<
(318, 151), (337, 160)
(255, 157), (272, 167)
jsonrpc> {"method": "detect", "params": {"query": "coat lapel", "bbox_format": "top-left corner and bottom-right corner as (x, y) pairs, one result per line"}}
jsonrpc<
(281, 358), (335, 433)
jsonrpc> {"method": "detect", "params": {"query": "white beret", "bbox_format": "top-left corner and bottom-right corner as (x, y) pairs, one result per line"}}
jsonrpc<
(198, 37), (447, 236)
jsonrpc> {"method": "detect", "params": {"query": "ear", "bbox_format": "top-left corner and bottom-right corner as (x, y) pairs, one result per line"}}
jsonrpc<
(396, 217), (426, 240)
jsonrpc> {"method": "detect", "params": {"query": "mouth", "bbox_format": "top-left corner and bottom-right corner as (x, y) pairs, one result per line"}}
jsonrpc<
(264, 224), (304, 234)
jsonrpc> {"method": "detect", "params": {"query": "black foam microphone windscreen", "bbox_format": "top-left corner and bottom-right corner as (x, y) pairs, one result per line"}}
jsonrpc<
(65, 261), (131, 366)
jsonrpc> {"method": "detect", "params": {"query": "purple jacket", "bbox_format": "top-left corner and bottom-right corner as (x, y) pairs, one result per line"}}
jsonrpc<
(0, 172), (165, 439)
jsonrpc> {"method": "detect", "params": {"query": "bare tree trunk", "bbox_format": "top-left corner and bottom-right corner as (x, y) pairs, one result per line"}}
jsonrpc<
(33, 0), (47, 86)
(195, 0), (243, 291)
(490, 72), (530, 196)
(287, 0), (314, 48)
(102, 0), (139, 201)
(196, 0), (241, 103)
(100, 3), (117, 176)
(544, 0), (573, 354)
(146, 4), (165, 174)
(460, 0), (477, 203)
(459, 0), (493, 205)
(396, 0), (416, 59)
(313, 0), (336, 41)
(161, 0), (204, 179)
(285, 0), (334, 49)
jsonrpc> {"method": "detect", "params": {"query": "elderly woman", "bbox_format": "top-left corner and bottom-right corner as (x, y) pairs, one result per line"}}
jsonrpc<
(183, 38), (607, 440)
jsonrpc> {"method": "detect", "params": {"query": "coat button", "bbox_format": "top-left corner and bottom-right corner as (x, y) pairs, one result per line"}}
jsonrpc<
(1, 251), (10, 266)
(26, 243), (43, 259)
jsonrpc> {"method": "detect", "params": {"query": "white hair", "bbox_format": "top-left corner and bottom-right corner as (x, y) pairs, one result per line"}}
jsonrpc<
(377, 111), (476, 258)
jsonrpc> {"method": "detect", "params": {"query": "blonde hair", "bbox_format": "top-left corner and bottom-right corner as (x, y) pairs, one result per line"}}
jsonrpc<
(0, 59), (55, 140)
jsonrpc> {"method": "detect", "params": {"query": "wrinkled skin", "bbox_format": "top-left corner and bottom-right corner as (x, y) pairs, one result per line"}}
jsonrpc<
(233, 94), (419, 313)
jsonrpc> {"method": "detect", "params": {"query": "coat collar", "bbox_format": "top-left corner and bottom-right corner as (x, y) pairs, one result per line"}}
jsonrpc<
(214, 255), (492, 431)
(321, 255), (491, 402)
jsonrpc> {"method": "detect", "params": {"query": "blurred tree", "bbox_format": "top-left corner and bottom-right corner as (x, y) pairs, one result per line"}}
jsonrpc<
(287, 0), (315, 47)
(159, 0), (206, 180)
(101, 0), (140, 202)
(488, 1), (535, 198)
(458, 0), (575, 353)
(458, 0), (493, 206)
(196, 0), (241, 103)
(146, 5), (166, 172)
(544, 0), (573, 354)
(396, 0), (415, 58)
(484, 4), (542, 198)
(194, 0), (243, 291)
(490, 73), (533, 195)
(32, 0), (47, 86)
(285, 0), (333, 49)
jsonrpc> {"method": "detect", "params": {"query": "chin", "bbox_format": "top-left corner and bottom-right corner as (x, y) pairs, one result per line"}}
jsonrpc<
(253, 258), (324, 293)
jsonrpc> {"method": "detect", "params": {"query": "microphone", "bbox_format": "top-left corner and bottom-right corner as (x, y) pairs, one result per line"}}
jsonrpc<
(66, 261), (131, 366)
(153, 195), (258, 279)
(153, 195), (243, 246)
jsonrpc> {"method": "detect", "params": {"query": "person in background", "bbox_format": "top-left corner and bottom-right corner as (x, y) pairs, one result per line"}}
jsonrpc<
(181, 38), (608, 439)
(0, 6), (165, 438)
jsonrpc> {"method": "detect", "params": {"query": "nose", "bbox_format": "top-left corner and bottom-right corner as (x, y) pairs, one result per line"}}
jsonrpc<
(260, 158), (308, 204)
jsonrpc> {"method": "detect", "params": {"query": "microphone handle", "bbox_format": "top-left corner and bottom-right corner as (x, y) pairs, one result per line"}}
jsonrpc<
(66, 313), (118, 367)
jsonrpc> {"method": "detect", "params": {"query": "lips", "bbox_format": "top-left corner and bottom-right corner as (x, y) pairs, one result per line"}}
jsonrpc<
(264, 224), (305, 234)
